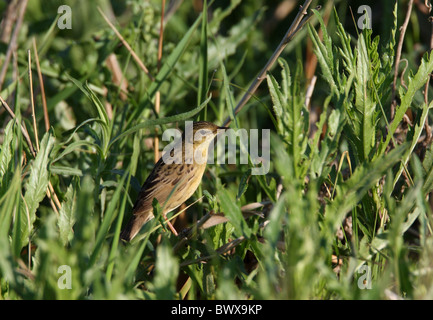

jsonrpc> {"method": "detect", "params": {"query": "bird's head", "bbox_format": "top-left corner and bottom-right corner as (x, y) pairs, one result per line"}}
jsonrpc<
(190, 121), (228, 148)
(175, 121), (228, 164)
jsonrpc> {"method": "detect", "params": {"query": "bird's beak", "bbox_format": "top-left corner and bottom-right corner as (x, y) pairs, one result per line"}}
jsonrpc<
(218, 126), (229, 130)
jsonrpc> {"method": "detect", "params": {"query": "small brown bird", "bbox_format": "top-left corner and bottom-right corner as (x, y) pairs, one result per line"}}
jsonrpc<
(120, 121), (227, 241)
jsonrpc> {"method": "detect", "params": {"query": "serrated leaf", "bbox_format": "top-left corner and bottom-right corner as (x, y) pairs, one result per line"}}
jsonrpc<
(379, 50), (433, 155)
(266, 73), (285, 133)
(236, 168), (251, 200)
(58, 178), (78, 245)
(308, 12), (337, 93)
(355, 33), (376, 160)
(50, 165), (83, 176)
(19, 131), (55, 249)
(324, 143), (408, 241)
(394, 101), (432, 189)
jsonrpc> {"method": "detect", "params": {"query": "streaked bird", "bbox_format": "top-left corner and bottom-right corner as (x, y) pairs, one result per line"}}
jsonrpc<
(120, 121), (227, 241)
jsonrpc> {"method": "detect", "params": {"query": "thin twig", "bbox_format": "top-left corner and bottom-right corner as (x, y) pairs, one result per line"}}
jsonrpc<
(173, 210), (214, 253)
(32, 38), (50, 132)
(162, 213), (178, 236)
(0, 0), (28, 91)
(47, 182), (61, 215)
(221, 0), (316, 127)
(0, 95), (36, 157)
(0, 0), (19, 43)
(164, 0), (183, 22)
(391, 0), (414, 121)
(154, 0), (166, 164)
(426, 0), (432, 12)
(105, 53), (128, 101)
(28, 50), (40, 152)
(305, 75), (317, 108)
(97, 7), (155, 82)
(399, 58), (409, 90)
(157, 0), (165, 73)
(16, 258), (35, 281)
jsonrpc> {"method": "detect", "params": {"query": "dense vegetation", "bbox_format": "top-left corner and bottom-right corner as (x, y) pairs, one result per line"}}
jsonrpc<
(1, 0), (433, 299)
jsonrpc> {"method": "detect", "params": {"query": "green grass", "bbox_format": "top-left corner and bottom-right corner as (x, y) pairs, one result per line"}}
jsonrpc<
(1, 0), (433, 300)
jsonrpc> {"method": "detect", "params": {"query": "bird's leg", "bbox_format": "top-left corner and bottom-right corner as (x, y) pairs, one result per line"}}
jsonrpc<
(162, 213), (178, 236)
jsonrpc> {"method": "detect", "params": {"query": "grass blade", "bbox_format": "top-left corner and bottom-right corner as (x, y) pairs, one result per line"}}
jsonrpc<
(197, 0), (208, 115)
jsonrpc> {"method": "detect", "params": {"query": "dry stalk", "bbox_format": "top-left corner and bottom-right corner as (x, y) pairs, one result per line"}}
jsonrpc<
(0, 0), (28, 91)
(97, 7), (155, 82)
(221, 0), (316, 127)
(391, 0), (414, 121)
(32, 38), (50, 132)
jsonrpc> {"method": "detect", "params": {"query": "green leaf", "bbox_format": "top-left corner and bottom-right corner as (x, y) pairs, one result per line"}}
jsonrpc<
(106, 135), (140, 281)
(58, 177), (78, 245)
(50, 165), (83, 176)
(219, 189), (251, 238)
(0, 120), (14, 182)
(19, 131), (55, 250)
(52, 140), (104, 163)
(354, 33), (376, 160)
(310, 105), (345, 182)
(67, 76), (109, 127)
(236, 168), (251, 200)
(152, 238), (179, 299)
(208, 6), (265, 70)
(266, 73), (285, 133)
(376, 1), (397, 97)
(90, 167), (129, 266)
(67, 77), (110, 157)
(0, 169), (21, 283)
(209, 0), (242, 32)
(308, 12), (337, 93)
(379, 50), (433, 155)
(324, 143), (408, 241)
(255, 173), (277, 203)
(264, 193), (287, 247)
(423, 143), (433, 194)
(394, 101), (432, 188)
(133, 12), (203, 120)
(109, 94), (212, 147)
(267, 59), (308, 179)
(220, 61), (238, 128)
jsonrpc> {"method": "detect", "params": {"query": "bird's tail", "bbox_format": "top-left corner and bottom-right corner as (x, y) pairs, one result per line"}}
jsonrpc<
(120, 213), (153, 242)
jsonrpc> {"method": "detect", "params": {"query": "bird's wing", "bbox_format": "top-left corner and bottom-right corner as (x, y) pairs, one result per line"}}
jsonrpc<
(132, 159), (185, 216)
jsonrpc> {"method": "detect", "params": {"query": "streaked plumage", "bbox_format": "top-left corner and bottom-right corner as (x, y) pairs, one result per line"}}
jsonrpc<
(120, 121), (225, 241)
